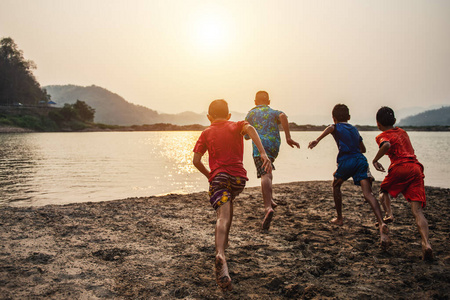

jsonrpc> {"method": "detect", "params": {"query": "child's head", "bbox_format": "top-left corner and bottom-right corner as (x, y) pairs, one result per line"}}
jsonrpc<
(255, 91), (270, 105)
(332, 104), (350, 123)
(208, 99), (230, 121)
(376, 106), (396, 127)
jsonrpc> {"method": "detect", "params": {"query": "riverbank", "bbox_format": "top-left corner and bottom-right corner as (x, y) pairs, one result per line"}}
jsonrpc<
(0, 181), (449, 299)
(0, 125), (34, 133)
(1, 123), (450, 133)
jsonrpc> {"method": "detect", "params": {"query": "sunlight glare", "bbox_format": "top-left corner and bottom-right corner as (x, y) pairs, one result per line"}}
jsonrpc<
(157, 132), (207, 175)
(190, 8), (232, 55)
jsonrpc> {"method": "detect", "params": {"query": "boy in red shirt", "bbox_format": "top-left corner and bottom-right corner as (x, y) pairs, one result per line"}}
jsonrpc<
(193, 99), (271, 291)
(372, 106), (433, 261)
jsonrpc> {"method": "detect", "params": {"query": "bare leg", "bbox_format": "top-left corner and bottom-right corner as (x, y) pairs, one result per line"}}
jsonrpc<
(410, 201), (433, 261)
(380, 191), (394, 222)
(215, 201), (233, 291)
(360, 179), (391, 248)
(331, 179), (344, 225)
(261, 173), (274, 230)
(271, 200), (278, 209)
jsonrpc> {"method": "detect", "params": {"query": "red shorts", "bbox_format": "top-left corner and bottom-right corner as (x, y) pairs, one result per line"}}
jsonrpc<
(380, 162), (426, 207)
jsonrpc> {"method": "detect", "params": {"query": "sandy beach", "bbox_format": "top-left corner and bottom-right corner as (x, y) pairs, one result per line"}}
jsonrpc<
(0, 181), (449, 299)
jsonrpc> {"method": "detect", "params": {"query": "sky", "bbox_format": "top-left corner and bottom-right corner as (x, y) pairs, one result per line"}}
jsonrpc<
(1, 0), (450, 124)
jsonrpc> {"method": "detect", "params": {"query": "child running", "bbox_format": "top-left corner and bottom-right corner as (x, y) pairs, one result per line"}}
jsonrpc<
(372, 106), (433, 260)
(245, 91), (300, 230)
(308, 104), (390, 248)
(193, 99), (272, 291)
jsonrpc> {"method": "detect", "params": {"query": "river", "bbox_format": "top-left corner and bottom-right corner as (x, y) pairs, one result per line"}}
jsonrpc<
(0, 131), (448, 206)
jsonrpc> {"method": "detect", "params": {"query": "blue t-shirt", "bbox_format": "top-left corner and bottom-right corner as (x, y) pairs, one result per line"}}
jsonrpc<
(245, 105), (283, 159)
(331, 122), (364, 163)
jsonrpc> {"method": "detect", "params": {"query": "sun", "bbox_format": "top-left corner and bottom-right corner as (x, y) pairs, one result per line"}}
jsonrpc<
(190, 8), (232, 54)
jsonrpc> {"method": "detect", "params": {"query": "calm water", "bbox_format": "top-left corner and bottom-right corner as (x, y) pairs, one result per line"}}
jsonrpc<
(0, 131), (449, 206)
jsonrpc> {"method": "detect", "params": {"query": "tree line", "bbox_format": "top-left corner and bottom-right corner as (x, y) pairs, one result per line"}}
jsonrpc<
(0, 37), (50, 106)
(0, 37), (96, 131)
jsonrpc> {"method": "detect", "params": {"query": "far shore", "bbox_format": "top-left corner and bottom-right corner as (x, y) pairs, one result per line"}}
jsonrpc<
(1, 180), (448, 299)
(1, 123), (450, 133)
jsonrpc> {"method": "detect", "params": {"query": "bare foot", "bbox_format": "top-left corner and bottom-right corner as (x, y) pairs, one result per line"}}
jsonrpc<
(271, 200), (278, 209)
(375, 215), (394, 227)
(380, 223), (391, 250)
(262, 209), (274, 230)
(422, 245), (433, 261)
(383, 215), (394, 224)
(330, 217), (343, 226)
(215, 255), (232, 291)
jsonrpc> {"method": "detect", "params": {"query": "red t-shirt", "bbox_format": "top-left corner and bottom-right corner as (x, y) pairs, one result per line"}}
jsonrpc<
(375, 127), (418, 170)
(193, 120), (248, 181)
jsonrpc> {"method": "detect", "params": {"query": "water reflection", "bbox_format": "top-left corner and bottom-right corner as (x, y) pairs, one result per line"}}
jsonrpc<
(0, 134), (39, 203)
(155, 132), (207, 175)
(0, 131), (448, 207)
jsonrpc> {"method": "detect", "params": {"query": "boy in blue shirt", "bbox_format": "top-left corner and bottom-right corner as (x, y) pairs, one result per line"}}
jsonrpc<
(245, 91), (300, 230)
(308, 104), (390, 248)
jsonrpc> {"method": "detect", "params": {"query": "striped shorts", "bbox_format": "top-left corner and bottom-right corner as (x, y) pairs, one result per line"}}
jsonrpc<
(253, 156), (275, 178)
(208, 173), (246, 210)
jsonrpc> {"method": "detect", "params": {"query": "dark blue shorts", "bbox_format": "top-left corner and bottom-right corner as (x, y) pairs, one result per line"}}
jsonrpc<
(334, 156), (373, 186)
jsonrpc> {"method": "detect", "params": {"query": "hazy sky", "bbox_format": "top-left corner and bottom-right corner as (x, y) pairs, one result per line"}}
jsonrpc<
(1, 0), (449, 124)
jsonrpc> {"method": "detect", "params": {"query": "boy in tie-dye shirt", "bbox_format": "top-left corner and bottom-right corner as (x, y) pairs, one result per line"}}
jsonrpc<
(245, 91), (300, 230)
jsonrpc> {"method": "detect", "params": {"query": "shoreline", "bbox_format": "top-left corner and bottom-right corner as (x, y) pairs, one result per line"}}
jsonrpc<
(1, 181), (449, 299)
(1, 124), (450, 133)
(0, 125), (34, 133)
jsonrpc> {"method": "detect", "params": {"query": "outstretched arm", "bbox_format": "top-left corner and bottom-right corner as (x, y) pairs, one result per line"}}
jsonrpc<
(193, 152), (210, 179)
(372, 142), (390, 172)
(308, 125), (335, 149)
(279, 113), (300, 148)
(243, 124), (272, 173)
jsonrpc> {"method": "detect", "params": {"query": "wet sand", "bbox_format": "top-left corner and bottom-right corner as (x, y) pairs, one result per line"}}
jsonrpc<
(0, 181), (449, 299)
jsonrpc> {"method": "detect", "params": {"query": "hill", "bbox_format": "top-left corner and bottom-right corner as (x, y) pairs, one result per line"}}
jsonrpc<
(398, 106), (450, 126)
(44, 85), (213, 126)
(45, 85), (160, 126)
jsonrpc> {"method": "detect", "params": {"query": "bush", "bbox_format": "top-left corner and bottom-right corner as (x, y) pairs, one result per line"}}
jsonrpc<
(68, 120), (88, 131)
(48, 110), (64, 125)
(14, 115), (43, 130)
(0, 117), (13, 125)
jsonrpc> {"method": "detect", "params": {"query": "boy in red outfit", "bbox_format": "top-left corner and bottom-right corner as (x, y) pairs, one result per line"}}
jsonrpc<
(193, 99), (272, 291)
(372, 106), (433, 261)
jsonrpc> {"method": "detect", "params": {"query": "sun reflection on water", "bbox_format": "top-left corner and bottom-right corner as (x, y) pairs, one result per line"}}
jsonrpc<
(155, 132), (208, 175)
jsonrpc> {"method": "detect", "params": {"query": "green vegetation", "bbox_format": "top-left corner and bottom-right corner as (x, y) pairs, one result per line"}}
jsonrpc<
(0, 37), (50, 106)
(0, 113), (58, 131)
(0, 100), (96, 131)
(0, 37), (97, 132)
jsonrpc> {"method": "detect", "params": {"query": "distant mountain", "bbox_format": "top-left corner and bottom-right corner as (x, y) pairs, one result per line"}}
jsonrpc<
(44, 85), (210, 126)
(46, 85), (448, 127)
(398, 106), (450, 126)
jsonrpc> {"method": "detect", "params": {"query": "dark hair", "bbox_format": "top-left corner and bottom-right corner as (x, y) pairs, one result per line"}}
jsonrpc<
(208, 99), (229, 119)
(332, 104), (350, 122)
(376, 106), (396, 126)
(255, 90), (269, 105)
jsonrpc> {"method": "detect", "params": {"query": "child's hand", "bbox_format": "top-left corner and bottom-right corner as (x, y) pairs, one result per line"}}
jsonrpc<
(260, 154), (272, 173)
(287, 137), (300, 148)
(373, 161), (385, 172)
(308, 140), (319, 149)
